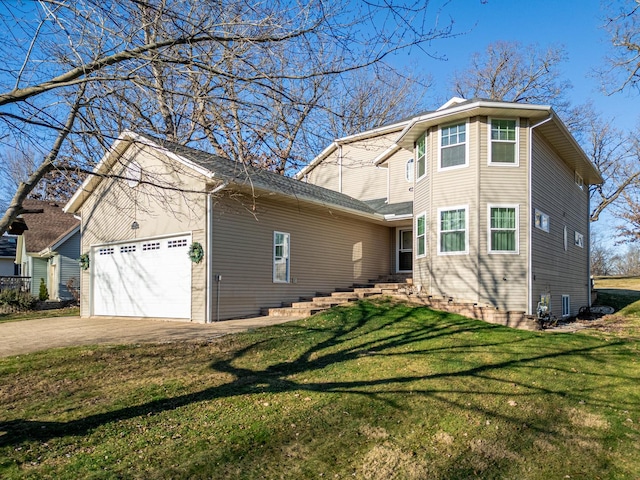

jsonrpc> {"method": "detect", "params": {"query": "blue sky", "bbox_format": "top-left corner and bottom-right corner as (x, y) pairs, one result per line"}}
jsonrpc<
(397, 0), (636, 245)
(395, 0), (639, 130)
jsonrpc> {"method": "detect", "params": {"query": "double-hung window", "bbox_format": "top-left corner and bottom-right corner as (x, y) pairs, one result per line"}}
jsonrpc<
(416, 135), (426, 180)
(416, 212), (426, 258)
(440, 122), (466, 169)
(438, 206), (468, 254)
(489, 205), (518, 253)
(489, 119), (518, 164)
(273, 232), (290, 283)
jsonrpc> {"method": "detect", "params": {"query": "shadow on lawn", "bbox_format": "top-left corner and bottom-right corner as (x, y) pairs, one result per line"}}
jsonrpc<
(0, 300), (636, 448)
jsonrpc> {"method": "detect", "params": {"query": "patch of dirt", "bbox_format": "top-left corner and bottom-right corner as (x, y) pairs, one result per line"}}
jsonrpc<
(360, 425), (389, 440)
(360, 442), (428, 480)
(433, 431), (454, 445)
(567, 408), (610, 430)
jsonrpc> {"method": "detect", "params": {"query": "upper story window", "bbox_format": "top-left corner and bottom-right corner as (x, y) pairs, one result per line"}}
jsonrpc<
(416, 134), (426, 180)
(406, 158), (414, 182)
(575, 172), (584, 190)
(489, 118), (518, 165)
(440, 122), (467, 170)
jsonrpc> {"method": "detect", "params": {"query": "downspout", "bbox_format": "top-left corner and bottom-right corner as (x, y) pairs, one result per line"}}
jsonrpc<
(338, 144), (343, 193)
(206, 182), (228, 323)
(587, 191), (592, 306)
(476, 118), (481, 306)
(528, 115), (554, 315)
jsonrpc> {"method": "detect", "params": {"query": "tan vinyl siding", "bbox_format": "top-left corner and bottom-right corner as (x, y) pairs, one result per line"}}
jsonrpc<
(426, 118), (479, 302)
(78, 145), (208, 322)
(305, 133), (397, 201)
(210, 194), (391, 320)
(387, 149), (415, 204)
(413, 127), (434, 295)
(477, 117), (529, 311)
(304, 148), (340, 192)
(531, 131), (590, 316)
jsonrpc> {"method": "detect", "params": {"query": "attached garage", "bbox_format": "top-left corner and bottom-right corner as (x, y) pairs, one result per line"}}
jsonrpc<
(92, 234), (192, 319)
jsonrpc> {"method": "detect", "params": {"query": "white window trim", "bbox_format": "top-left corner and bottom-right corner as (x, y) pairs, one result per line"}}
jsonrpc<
(273, 231), (290, 283)
(487, 204), (519, 255)
(437, 205), (469, 255)
(416, 134), (427, 182)
(562, 295), (570, 317)
(534, 209), (550, 233)
(416, 211), (427, 259)
(575, 231), (584, 248)
(488, 117), (519, 167)
(575, 171), (584, 190)
(438, 120), (469, 172)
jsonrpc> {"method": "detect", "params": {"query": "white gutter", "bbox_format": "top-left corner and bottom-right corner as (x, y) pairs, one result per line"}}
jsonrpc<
(528, 115), (554, 315)
(383, 214), (413, 221)
(206, 182), (228, 324)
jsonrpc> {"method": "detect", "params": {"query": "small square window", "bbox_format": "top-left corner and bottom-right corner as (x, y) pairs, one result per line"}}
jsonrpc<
(534, 209), (549, 233)
(575, 172), (584, 190)
(575, 231), (584, 248)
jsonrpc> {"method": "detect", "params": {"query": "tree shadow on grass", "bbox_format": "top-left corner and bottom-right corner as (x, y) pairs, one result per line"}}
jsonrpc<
(0, 300), (637, 449)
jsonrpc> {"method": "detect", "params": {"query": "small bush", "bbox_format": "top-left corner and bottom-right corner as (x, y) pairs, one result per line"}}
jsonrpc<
(39, 278), (49, 301)
(0, 289), (37, 310)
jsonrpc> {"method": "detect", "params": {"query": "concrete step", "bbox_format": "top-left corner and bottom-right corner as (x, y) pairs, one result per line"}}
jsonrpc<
(262, 306), (329, 317)
(374, 282), (411, 289)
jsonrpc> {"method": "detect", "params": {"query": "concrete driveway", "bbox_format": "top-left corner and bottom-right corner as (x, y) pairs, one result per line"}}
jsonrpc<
(0, 315), (303, 357)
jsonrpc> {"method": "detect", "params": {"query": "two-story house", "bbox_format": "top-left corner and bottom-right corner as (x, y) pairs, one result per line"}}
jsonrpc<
(65, 97), (601, 324)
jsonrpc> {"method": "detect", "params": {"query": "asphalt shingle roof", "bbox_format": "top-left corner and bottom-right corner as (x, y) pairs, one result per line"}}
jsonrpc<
(363, 199), (413, 216)
(19, 199), (80, 253)
(139, 133), (383, 217)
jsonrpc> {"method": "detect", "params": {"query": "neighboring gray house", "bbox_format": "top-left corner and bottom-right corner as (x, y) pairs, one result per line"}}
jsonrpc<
(14, 199), (81, 301)
(64, 97), (601, 324)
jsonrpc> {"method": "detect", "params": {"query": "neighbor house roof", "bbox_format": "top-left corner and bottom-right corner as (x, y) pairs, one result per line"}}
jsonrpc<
(18, 199), (80, 255)
(65, 132), (395, 222)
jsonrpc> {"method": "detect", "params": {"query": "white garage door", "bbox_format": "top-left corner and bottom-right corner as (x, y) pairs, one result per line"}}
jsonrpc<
(92, 234), (192, 318)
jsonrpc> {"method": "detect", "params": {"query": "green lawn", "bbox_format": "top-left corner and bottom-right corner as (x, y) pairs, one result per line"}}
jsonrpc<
(0, 298), (638, 479)
(0, 307), (79, 324)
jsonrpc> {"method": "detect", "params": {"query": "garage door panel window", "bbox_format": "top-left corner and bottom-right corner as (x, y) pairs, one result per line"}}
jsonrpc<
(274, 231), (290, 283)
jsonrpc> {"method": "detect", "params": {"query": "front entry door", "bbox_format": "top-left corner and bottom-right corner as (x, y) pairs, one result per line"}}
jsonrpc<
(398, 228), (412, 272)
